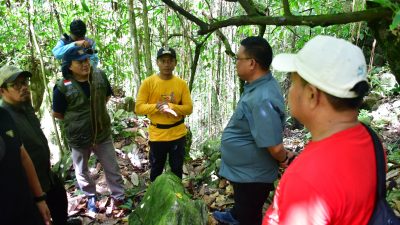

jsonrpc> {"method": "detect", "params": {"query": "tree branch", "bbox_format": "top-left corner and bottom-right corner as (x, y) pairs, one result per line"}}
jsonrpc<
(215, 30), (235, 57)
(282, 0), (292, 16)
(198, 7), (392, 34)
(161, 0), (208, 29)
(238, 0), (261, 16)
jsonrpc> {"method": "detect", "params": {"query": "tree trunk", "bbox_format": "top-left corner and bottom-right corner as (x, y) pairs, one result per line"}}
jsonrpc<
(50, 1), (64, 37)
(367, 2), (400, 83)
(28, 0), (64, 158)
(128, 0), (141, 97)
(140, 0), (153, 76)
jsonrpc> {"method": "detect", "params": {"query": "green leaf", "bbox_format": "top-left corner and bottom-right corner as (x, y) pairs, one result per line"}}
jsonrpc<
(81, 0), (90, 12)
(368, 0), (392, 8)
(390, 9), (400, 30)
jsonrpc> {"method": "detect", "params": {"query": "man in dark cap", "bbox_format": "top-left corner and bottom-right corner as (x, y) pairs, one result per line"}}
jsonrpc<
(0, 65), (52, 225)
(52, 19), (99, 68)
(135, 46), (193, 182)
(52, 46), (125, 216)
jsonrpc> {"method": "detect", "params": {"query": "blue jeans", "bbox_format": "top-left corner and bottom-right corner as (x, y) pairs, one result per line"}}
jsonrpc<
(149, 136), (186, 181)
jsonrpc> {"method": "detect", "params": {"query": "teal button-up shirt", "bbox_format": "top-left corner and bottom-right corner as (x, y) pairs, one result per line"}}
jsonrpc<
(219, 73), (286, 183)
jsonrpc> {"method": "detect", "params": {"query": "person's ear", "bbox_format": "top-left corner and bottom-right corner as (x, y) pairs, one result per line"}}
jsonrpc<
(305, 84), (320, 109)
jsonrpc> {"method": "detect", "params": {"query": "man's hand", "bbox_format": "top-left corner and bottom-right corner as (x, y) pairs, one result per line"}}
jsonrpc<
(75, 40), (89, 48)
(36, 201), (52, 225)
(279, 151), (297, 168)
(156, 102), (178, 117)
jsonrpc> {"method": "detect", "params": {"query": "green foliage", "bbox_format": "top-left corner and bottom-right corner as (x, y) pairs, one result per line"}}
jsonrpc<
(111, 109), (137, 140)
(81, 0), (90, 12)
(368, 67), (398, 97)
(52, 151), (73, 181)
(194, 138), (221, 183)
(358, 109), (373, 125)
(369, 0), (400, 30)
(185, 128), (193, 162)
(387, 144), (400, 163)
(387, 188), (400, 211)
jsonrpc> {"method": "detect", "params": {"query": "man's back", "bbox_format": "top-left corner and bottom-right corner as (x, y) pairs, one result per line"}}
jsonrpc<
(264, 124), (376, 225)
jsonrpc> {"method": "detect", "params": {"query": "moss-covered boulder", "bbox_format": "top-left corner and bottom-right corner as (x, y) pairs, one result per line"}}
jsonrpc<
(128, 172), (208, 225)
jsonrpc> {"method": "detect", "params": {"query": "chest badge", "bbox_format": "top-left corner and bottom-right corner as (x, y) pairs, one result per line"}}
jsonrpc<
(64, 79), (72, 86)
(5, 130), (14, 138)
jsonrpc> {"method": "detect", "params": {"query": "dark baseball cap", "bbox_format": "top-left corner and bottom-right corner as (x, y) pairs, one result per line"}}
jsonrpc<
(62, 46), (91, 62)
(0, 65), (32, 87)
(157, 47), (177, 59)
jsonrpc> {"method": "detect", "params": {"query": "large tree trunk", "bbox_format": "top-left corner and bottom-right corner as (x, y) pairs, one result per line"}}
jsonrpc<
(367, 2), (400, 84)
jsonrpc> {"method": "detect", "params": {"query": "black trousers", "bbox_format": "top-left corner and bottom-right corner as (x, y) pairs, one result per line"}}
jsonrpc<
(46, 183), (69, 225)
(149, 136), (186, 181)
(35, 175), (69, 225)
(230, 182), (274, 225)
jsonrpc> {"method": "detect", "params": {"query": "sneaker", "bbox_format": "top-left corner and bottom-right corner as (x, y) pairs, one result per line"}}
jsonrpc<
(106, 197), (129, 218)
(213, 210), (240, 225)
(87, 196), (98, 213)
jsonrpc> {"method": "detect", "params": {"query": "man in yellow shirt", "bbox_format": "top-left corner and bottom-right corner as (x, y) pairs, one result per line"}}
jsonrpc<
(135, 47), (193, 181)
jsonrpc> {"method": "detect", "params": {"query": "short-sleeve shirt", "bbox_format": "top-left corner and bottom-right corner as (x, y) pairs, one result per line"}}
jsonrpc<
(263, 124), (376, 225)
(219, 74), (286, 183)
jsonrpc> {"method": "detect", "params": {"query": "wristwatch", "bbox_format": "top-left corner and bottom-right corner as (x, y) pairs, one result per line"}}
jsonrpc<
(34, 193), (47, 203)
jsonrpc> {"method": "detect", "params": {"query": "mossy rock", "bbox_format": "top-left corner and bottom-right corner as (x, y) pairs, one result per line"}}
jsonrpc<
(128, 172), (208, 225)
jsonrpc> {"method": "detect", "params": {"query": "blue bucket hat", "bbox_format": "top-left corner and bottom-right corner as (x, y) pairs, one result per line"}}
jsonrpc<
(63, 46), (91, 62)
(61, 46), (91, 78)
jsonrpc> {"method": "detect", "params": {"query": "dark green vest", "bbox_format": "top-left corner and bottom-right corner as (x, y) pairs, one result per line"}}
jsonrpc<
(57, 69), (111, 148)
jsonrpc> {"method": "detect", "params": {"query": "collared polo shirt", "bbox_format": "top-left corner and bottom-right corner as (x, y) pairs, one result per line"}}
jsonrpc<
(219, 73), (285, 183)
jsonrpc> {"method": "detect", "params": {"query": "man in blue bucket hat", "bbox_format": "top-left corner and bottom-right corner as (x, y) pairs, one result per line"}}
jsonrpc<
(52, 46), (125, 216)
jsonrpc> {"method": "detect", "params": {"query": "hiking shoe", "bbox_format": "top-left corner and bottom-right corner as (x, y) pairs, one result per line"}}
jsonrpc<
(213, 210), (240, 225)
(87, 196), (98, 213)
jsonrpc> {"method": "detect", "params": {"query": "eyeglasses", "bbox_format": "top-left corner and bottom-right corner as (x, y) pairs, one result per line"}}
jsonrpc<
(234, 57), (253, 62)
(4, 79), (30, 90)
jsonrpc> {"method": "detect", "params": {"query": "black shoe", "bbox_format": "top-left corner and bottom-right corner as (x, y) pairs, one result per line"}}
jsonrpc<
(66, 217), (82, 225)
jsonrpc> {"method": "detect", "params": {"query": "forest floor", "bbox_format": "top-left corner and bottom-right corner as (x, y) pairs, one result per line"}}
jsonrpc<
(64, 94), (400, 225)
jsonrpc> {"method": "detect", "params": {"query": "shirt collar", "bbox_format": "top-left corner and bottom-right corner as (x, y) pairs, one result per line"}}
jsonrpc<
(1, 100), (31, 112)
(243, 72), (272, 93)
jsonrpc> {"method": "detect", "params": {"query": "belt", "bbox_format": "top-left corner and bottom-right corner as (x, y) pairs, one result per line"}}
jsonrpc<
(151, 119), (184, 129)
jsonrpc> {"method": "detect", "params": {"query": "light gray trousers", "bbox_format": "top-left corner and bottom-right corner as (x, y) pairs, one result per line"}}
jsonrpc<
(71, 137), (125, 200)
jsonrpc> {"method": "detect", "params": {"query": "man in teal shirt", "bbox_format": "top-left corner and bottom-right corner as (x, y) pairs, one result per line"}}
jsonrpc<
(213, 37), (295, 225)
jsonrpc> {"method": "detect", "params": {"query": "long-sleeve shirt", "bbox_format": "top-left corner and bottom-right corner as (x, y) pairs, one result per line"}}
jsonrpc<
(52, 38), (99, 68)
(135, 74), (193, 141)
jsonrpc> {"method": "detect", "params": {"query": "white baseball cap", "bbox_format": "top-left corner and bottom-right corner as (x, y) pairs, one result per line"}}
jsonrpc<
(272, 35), (367, 98)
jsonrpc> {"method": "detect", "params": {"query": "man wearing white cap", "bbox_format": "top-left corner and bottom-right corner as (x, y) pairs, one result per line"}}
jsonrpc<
(263, 35), (376, 224)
